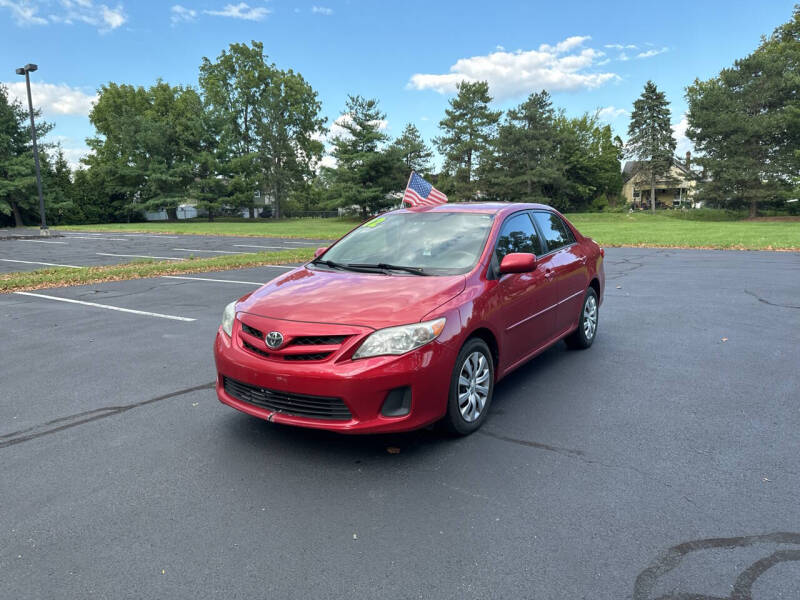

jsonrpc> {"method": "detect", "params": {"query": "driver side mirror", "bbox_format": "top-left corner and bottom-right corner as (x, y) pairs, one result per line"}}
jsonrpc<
(499, 252), (537, 274)
(314, 247), (328, 258)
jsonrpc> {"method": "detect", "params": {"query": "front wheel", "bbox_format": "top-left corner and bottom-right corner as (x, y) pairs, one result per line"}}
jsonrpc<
(442, 338), (495, 435)
(565, 288), (598, 350)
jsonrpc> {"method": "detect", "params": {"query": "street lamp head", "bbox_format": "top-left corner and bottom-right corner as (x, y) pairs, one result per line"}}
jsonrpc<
(15, 67), (25, 75)
(24, 64), (38, 72)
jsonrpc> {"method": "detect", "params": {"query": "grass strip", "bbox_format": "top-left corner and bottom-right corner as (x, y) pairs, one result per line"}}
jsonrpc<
(55, 219), (358, 239)
(0, 248), (314, 294)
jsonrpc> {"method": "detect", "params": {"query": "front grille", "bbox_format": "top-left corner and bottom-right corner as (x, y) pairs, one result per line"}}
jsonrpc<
(223, 377), (352, 420)
(284, 352), (332, 361)
(288, 335), (349, 346)
(243, 340), (271, 358)
(241, 323), (263, 338)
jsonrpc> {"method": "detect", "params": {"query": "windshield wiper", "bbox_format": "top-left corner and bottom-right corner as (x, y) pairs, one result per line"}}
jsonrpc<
(311, 259), (388, 274)
(348, 263), (429, 276)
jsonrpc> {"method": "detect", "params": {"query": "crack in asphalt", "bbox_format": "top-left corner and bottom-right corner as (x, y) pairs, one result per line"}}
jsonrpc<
(478, 429), (586, 458)
(605, 255), (647, 280)
(744, 289), (800, 309)
(0, 382), (215, 449)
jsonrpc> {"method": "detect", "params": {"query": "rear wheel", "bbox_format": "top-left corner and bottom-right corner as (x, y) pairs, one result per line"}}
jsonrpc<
(565, 288), (598, 350)
(442, 338), (495, 435)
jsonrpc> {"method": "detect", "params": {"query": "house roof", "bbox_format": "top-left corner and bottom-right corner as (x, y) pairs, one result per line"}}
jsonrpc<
(622, 156), (697, 182)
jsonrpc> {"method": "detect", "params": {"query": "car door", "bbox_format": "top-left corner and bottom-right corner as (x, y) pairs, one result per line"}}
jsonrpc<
(489, 212), (560, 368)
(531, 211), (587, 335)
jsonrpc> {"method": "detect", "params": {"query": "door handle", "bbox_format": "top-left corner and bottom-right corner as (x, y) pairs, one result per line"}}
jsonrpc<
(544, 268), (554, 278)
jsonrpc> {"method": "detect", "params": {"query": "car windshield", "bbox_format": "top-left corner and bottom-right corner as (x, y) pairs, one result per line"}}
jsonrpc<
(319, 211), (495, 275)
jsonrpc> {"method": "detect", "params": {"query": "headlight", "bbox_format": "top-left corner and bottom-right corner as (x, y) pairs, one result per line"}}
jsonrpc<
(353, 318), (446, 359)
(221, 301), (236, 337)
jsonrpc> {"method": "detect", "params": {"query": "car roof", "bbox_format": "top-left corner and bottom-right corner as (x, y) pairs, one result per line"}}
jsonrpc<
(393, 202), (554, 217)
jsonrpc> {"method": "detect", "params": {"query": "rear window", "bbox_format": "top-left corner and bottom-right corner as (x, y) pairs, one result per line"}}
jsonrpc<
(532, 212), (575, 252)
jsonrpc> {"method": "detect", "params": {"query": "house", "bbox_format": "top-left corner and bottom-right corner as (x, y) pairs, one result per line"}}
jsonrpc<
(622, 152), (702, 209)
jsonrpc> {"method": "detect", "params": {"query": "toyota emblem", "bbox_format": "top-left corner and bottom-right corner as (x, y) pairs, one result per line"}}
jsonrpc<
(265, 331), (284, 349)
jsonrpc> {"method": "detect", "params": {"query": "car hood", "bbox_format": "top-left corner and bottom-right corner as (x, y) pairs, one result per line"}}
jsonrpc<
(238, 266), (466, 329)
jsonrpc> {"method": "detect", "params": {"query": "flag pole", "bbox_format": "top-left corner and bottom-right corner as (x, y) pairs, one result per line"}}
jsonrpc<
(402, 170), (415, 206)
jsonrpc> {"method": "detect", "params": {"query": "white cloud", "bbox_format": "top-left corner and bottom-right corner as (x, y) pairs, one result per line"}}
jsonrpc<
(597, 106), (629, 121)
(170, 4), (196, 24)
(204, 2), (270, 20)
(328, 113), (388, 141)
(604, 43), (638, 50)
(636, 47), (668, 59)
(1, 0), (125, 31)
(2, 81), (97, 116)
(0, 0), (47, 25)
(311, 5), (333, 15)
(408, 36), (619, 100)
(618, 52), (630, 62)
(672, 114), (694, 156)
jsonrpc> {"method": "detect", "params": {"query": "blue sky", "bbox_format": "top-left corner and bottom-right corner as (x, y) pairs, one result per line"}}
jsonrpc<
(1, 0), (796, 169)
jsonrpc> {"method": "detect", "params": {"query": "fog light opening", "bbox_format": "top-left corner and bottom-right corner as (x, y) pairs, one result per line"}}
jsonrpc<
(381, 387), (412, 417)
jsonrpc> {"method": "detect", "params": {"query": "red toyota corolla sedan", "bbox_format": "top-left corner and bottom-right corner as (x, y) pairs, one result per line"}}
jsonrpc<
(214, 203), (604, 435)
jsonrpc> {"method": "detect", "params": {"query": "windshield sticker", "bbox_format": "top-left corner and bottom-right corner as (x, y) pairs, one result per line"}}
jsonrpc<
(364, 216), (385, 228)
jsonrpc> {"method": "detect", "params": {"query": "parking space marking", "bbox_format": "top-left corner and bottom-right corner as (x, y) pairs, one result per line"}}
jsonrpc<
(280, 241), (320, 246)
(0, 259), (84, 269)
(118, 234), (180, 239)
(172, 248), (248, 254)
(14, 292), (197, 321)
(19, 239), (67, 244)
(96, 252), (186, 260)
(232, 244), (289, 249)
(62, 235), (128, 241)
(162, 275), (264, 285)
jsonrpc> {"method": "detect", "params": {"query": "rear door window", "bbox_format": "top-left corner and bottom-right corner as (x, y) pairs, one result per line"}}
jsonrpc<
(532, 212), (575, 253)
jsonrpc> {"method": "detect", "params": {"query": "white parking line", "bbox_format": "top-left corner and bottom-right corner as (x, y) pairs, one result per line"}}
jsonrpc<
(14, 292), (196, 321)
(280, 241), (319, 246)
(232, 244), (288, 249)
(63, 235), (128, 241)
(172, 248), (248, 254)
(0, 259), (84, 269)
(119, 234), (180, 239)
(96, 253), (186, 260)
(162, 275), (264, 285)
(19, 239), (67, 244)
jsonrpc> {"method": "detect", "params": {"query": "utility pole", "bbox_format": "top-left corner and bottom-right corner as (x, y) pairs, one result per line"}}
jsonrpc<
(15, 63), (48, 236)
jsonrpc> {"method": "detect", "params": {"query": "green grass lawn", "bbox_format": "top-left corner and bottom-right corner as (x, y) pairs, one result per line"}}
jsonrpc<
(566, 212), (799, 251)
(54, 212), (800, 250)
(56, 218), (359, 239)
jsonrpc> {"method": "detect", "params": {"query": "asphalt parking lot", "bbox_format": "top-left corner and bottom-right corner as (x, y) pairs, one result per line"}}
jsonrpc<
(0, 231), (326, 272)
(1, 247), (799, 599)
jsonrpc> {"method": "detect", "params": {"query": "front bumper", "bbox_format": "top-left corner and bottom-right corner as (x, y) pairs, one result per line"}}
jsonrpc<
(213, 316), (458, 434)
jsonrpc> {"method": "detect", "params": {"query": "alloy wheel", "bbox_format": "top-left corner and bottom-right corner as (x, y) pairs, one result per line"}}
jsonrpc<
(457, 351), (491, 423)
(583, 294), (598, 340)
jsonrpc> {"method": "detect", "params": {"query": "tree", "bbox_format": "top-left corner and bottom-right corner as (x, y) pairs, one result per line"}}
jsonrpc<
(626, 81), (676, 212)
(85, 81), (203, 221)
(200, 41), (325, 219)
(391, 123), (433, 174)
(687, 5), (800, 217)
(326, 95), (405, 218)
(435, 81), (501, 201)
(554, 114), (623, 211)
(0, 84), (53, 227)
(483, 91), (560, 203)
(43, 147), (81, 224)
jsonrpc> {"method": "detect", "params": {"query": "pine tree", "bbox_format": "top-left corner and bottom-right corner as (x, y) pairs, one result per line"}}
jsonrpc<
(435, 81), (501, 201)
(626, 81), (676, 212)
(687, 5), (800, 217)
(391, 123), (433, 175)
(326, 95), (405, 217)
(485, 91), (560, 203)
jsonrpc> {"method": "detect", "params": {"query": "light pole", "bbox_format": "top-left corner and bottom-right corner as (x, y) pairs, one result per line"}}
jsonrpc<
(15, 63), (48, 236)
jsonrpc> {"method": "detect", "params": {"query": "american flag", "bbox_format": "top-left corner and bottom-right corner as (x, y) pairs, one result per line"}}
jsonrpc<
(402, 172), (448, 207)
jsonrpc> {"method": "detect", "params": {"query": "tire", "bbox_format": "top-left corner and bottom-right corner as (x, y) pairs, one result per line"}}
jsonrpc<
(442, 338), (495, 435)
(565, 287), (598, 350)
